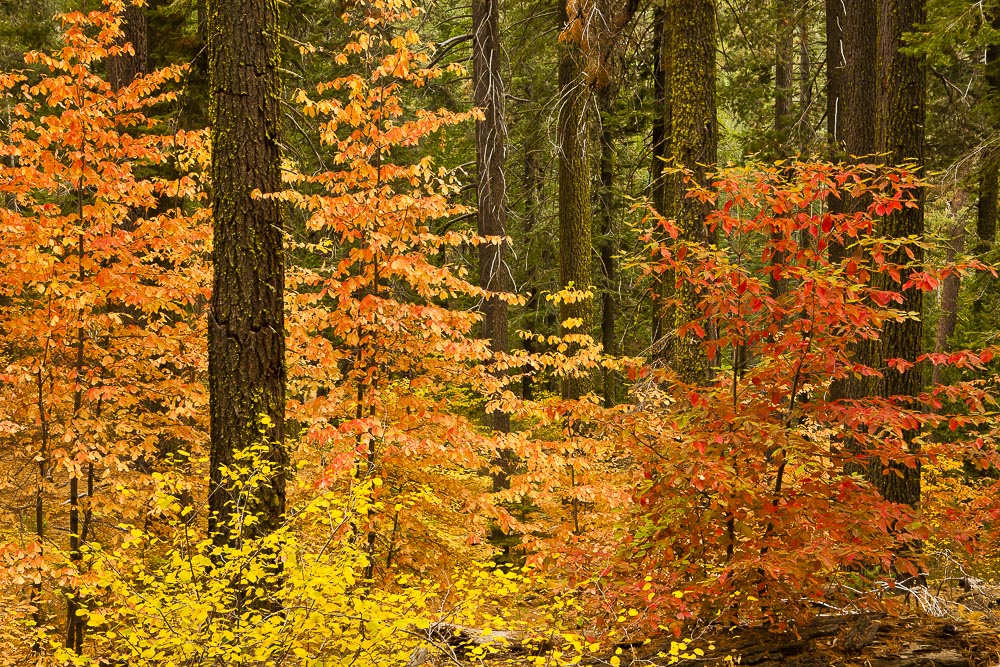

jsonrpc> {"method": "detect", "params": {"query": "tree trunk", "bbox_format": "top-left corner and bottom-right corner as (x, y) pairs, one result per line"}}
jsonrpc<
(977, 25), (1000, 252)
(798, 7), (812, 149)
(650, 3), (671, 352)
(775, 0), (795, 152)
(826, 0), (845, 153)
(473, 0), (512, 436)
(557, 0), (593, 400)
(843, 0), (877, 162)
(932, 196), (966, 386)
(977, 162), (997, 251)
(207, 0), (287, 549)
(472, 0), (518, 563)
(829, 0), (878, 413)
(107, 1), (147, 91)
(597, 86), (618, 406)
(520, 77), (545, 401)
(664, 0), (716, 383)
(874, 0), (925, 511)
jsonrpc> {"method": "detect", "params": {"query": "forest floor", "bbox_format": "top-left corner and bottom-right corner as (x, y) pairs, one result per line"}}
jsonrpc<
(643, 612), (1000, 666)
(421, 581), (1000, 666)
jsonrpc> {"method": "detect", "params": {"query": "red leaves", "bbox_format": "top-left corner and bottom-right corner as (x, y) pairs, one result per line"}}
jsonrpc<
(620, 160), (1000, 627)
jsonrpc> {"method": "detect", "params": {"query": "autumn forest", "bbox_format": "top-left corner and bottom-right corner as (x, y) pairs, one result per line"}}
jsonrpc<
(3, 0), (1000, 664)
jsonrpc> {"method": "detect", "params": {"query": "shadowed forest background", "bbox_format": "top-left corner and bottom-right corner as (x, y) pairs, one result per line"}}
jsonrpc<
(3, 0), (1000, 664)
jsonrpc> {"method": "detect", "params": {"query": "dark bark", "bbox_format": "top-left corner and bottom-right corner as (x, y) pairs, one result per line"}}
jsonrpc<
(844, 0), (877, 161)
(557, 0), (593, 400)
(664, 0), (717, 382)
(798, 8), (812, 149)
(933, 200), (966, 386)
(771, 0), (796, 299)
(31, 370), (47, 650)
(597, 86), (618, 406)
(775, 0), (795, 152)
(207, 0), (287, 548)
(977, 26), (1000, 251)
(108, 1), (147, 91)
(874, 0), (925, 510)
(650, 3), (671, 352)
(520, 76), (545, 401)
(472, 0), (518, 561)
(65, 192), (87, 654)
(826, 0), (845, 152)
(977, 162), (997, 250)
(829, 0), (878, 411)
(473, 0), (512, 436)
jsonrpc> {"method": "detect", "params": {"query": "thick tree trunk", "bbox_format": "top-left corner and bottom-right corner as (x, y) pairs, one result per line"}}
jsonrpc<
(473, 0), (512, 436)
(664, 0), (716, 383)
(108, 1), (147, 91)
(874, 0), (925, 510)
(977, 29), (1000, 252)
(557, 0), (593, 400)
(829, 0), (878, 414)
(207, 0), (287, 548)
(843, 0), (877, 162)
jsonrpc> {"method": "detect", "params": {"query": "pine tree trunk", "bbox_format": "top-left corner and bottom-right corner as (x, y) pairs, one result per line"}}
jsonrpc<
(977, 163), (998, 251)
(977, 26), (1000, 252)
(843, 0), (877, 162)
(775, 0), (795, 152)
(557, 0), (592, 400)
(874, 0), (925, 511)
(829, 0), (878, 412)
(798, 8), (812, 149)
(665, 0), (716, 383)
(826, 0), (845, 153)
(932, 198), (966, 386)
(207, 0), (287, 549)
(473, 0), (512, 436)
(650, 3), (671, 352)
(520, 77), (545, 401)
(597, 86), (618, 406)
(108, 1), (147, 92)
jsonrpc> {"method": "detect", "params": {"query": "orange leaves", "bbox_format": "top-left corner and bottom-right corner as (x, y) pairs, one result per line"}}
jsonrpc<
(0, 5), (210, 634)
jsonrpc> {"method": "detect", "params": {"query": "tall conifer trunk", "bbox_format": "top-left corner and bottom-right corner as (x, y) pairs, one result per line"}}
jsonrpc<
(650, 3), (671, 352)
(473, 0), (511, 437)
(977, 15), (1000, 252)
(207, 0), (287, 549)
(829, 0), (878, 415)
(826, 0), (845, 154)
(597, 86), (618, 406)
(108, 1), (147, 92)
(557, 0), (592, 400)
(664, 0), (716, 382)
(875, 0), (925, 510)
